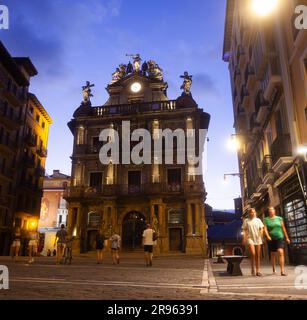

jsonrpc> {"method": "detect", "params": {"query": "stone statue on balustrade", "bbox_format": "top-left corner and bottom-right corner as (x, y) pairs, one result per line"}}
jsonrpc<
(147, 60), (163, 81)
(110, 64), (127, 84)
(126, 54), (142, 73)
(82, 81), (95, 104)
(180, 71), (193, 95)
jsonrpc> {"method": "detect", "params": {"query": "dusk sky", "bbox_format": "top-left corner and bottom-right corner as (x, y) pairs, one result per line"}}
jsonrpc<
(0, 0), (241, 210)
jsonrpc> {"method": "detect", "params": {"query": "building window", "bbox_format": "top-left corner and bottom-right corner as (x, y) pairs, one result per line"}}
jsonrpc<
(128, 171), (141, 193)
(167, 168), (182, 191)
(36, 114), (40, 123)
(305, 107), (307, 121)
(89, 172), (103, 188)
(42, 122), (45, 129)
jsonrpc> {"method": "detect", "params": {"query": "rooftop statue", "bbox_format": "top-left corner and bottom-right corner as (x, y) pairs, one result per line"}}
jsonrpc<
(142, 60), (149, 76)
(126, 53), (142, 72)
(147, 60), (163, 81)
(180, 71), (193, 95)
(126, 61), (133, 74)
(82, 81), (95, 103)
(110, 64), (127, 84)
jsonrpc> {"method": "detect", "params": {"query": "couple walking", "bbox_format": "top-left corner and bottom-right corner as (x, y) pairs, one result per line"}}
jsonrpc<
(243, 207), (290, 276)
(95, 230), (121, 265)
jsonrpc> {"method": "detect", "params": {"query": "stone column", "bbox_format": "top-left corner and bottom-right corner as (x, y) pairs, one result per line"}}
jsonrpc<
(186, 202), (192, 235)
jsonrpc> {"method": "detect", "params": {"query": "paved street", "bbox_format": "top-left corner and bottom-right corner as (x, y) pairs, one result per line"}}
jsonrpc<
(0, 253), (306, 300)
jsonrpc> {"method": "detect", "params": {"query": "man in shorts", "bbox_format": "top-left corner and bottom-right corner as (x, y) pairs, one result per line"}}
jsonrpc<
(54, 224), (68, 264)
(143, 224), (155, 267)
(109, 231), (121, 265)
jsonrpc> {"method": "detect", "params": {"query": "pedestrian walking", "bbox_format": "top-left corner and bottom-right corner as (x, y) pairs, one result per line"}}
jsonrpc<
(11, 227), (21, 262)
(28, 229), (39, 264)
(54, 224), (68, 264)
(242, 208), (264, 276)
(96, 230), (105, 264)
(264, 206), (291, 276)
(109, 231), (121, 265)
(142, 224), (157, 267)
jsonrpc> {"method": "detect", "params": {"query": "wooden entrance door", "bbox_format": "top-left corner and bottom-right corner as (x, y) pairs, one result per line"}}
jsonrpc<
(169, 228), (183, 251)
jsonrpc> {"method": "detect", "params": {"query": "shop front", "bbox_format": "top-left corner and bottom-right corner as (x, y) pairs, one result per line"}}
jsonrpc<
(280, 175), (307, 265)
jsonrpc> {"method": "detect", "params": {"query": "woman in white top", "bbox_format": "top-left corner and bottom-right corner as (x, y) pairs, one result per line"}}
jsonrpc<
(243, 208), (264, 276)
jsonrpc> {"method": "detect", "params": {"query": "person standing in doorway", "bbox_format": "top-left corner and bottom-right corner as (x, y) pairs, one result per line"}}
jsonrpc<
(11, 227), (21, 262)
(54, 224), (68, 265)
(143, 224), (155, 267)
(96, 230), (105, 264)
(242, 208), (264, 276)
(109, 231), (121, 265)
(28, 229), (39, 264)
(264, 206), (290, 276)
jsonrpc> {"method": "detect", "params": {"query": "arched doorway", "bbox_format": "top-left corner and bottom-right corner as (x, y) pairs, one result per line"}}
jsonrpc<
(122, 211), (146, 250)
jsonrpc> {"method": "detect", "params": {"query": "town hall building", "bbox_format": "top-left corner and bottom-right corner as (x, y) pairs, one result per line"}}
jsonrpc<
(65, 56), (210, 254)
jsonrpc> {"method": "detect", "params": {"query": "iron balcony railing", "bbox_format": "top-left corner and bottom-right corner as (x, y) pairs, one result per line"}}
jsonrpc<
(244, 63), (255, 83)
(64, 182), (205, 199)
(255, 90), (270, 117)
(261, 155), (273, 178)
(25, 133), (37, 147)
(93, 100), (180, 117)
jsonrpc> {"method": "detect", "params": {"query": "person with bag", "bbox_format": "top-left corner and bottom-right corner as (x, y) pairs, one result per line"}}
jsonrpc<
(28, 229), (39, 264)
(142, 224), (156, 267)
(242, 208), (264, 276)
(54, 224), (68, 265)
(95, 230), (105, 264)
(264, 207), (290, 276)
(11, 227), (21, 262)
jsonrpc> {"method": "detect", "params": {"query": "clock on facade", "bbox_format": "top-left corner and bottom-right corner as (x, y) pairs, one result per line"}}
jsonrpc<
(130, 82), (142, 93)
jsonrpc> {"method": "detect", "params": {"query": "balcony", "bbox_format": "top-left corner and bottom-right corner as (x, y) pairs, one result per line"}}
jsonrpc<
(261, 155), (275, 185)
(0, 104), (23, 130)
(237, 45), (246, 68)
(255, 90), (270, 124)
(4, 83), (24, 106)
(0, 136), (18, 156)
(245, 64), (256, 90)
(19, 180), (42, 193)
(249, 113), (261, 134)
(94, 100), (181, 117)
(36, 146), (48, 158)
(22, 154), (36, 168)
(271, 134), (293, 173)
(240, 85), (250, 108)
(64, 182), (205, 199)
(261, 57), (282, 101)
(234, 67), (241, 87)
(25, 133), (37, 147)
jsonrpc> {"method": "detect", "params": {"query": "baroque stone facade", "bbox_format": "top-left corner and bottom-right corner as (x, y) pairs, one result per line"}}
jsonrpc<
(65, 59), (210, 255)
